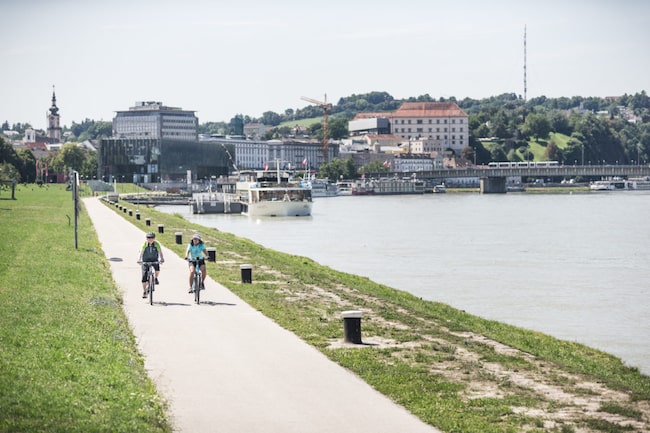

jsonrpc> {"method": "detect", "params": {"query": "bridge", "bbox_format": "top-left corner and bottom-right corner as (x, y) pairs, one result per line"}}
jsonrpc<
(368, 165), (650, 193)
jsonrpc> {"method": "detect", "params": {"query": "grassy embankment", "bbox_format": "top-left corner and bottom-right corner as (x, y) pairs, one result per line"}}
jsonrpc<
(109, 190), (649, 433)
(0, 185), (171, 433)
(2, 184), (649, 433)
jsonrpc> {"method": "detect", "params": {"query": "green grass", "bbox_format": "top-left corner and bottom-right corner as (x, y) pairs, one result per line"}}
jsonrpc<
(3, 185), (649, 433)
(0, 185), (170, 433)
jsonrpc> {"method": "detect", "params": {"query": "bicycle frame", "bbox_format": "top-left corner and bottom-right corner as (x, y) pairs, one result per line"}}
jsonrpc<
(188, 258), (203, 304)
(142, 261), (158, 305)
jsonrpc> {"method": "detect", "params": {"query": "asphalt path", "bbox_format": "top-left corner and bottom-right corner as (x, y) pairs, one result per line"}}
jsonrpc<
(84, 197), (441, 433)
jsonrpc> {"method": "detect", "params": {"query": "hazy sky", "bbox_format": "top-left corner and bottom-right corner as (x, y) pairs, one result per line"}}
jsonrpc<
(1, 0), (648, 130)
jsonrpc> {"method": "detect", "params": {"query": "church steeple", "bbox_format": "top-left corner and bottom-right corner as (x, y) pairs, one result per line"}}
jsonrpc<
(47, 85), (62, 142)
(49, 86), (59, 116)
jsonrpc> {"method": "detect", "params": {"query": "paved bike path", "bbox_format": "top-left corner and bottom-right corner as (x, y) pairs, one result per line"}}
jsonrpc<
(84, 197), (441, 433)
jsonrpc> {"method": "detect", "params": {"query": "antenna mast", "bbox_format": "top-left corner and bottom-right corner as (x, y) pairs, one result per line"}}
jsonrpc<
(523, 25), (527, 103)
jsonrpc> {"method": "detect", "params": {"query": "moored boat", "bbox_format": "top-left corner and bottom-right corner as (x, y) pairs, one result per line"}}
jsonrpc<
(336, 180), (354, 196)
(628, 176), (650, 190)
(235, 170), (313, 217)
(370, 177), (425, 195)
(433, 184), (447, 193)
(352, 180), (375, 195)
(589, 178), (628, 191)
(303, 178), (339, 197)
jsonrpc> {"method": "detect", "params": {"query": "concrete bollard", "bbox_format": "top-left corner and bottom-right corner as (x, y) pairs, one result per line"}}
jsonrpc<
(175, 232), (182, 245)
(136, 211), (141, 220)
(240, 264), (252, 283)
(341, 310), (363, 344)
(123, 207), (127, 213)
(207, 247), (216, 262)
(158, 224), (164, 234)
(128, 209), (133, 216)
(145, 218), (151, 226)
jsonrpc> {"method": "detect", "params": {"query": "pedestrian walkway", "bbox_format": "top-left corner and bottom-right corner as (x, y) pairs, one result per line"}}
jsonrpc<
(84, 197), (441, 433)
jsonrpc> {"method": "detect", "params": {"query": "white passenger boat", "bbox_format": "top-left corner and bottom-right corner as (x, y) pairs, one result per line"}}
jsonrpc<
(235, 169), (313, 217)
(336, 180), (354, 196)
(433, 184), (447, 193)
(589, 179), (628, 191)
(302, 178), (339, 197)
(370, 177), (425, 195)
(628, 177), (650, 190)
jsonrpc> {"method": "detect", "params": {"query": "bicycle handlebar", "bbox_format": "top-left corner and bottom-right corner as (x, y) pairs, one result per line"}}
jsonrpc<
(186, 257), (206, 263)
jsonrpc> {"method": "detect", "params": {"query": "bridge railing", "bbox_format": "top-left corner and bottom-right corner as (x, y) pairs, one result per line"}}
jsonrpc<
(366, 165), (650, 179)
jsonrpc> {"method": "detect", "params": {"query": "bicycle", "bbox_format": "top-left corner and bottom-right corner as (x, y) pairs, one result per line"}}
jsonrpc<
(139, 260), (159, 305)
(187, 258), (204, 304)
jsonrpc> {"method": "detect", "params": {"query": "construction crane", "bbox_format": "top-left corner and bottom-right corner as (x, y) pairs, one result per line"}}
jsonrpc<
(301, 94), (333, 164)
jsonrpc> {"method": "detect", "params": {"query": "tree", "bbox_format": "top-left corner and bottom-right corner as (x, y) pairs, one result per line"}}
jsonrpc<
(0, 162), (20, 182)
(318, 157), (357, 180)
(260, 111), (282, 126)
(328, 117), (349, 140)
(521, 113), (551, 141)
(544, 141), (562, 162)
(57, 143), (86, 172)
(360, 159), (390, 174)
(16, 148), (36, 182)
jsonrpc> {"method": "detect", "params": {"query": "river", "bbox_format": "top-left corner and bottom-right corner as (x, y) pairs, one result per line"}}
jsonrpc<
(157, 190), (650, 375)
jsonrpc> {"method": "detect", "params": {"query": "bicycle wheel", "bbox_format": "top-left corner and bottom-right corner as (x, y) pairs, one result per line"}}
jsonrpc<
(194, 272), (201, 304)
(148, 270), (155, 305)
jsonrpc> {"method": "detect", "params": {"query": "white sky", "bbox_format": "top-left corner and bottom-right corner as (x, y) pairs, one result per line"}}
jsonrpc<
(1, 0), (649, 130)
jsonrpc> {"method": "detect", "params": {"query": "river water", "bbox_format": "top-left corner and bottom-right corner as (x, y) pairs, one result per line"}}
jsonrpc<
(157, 190), (650, 375)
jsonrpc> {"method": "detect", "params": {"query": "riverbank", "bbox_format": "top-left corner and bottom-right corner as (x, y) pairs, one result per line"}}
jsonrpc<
(110, 195), (650, 433)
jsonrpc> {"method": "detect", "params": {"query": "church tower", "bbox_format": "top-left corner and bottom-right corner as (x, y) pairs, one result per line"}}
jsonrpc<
(47, 86), (62, 142)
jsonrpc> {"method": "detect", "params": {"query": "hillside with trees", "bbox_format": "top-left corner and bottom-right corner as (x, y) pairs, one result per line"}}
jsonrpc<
(204, 90), (650, 167)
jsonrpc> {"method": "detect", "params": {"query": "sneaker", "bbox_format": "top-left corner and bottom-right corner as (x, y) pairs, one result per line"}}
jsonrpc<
(155, 278), (159, 285)
(200, 283), (205, 290)
(142, 291), (147, 298)
(188, 287), (194, 293)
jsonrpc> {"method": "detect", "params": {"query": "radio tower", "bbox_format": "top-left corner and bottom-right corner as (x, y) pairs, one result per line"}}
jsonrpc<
(523, 25), (527, 103)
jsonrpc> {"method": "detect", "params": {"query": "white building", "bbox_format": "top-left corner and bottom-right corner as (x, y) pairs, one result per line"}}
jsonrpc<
(389, 102), (469, 155)
(198, 136), (337, 170)
(113, 101), (198, 142)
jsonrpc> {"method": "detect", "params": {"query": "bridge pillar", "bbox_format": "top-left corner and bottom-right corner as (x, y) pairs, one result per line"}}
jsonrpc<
(480, 177), (507, 194)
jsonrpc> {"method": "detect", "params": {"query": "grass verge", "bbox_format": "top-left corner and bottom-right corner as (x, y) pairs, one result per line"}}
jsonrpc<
(0, 185), (171, 433)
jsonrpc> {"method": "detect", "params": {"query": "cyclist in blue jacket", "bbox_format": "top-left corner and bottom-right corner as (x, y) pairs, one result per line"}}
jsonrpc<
(185, 233), (207, 293)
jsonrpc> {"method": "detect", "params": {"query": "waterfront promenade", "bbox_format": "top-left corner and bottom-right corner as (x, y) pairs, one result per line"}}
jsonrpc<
(83, 197), (440, 433)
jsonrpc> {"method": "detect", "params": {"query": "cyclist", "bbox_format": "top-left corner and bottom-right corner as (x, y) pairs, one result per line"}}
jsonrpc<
(138, 232), (165, 298)
(185, 233), (207, 293)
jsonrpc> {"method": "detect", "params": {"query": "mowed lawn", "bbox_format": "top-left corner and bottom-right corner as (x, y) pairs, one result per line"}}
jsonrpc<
(0, 185), (170, 433)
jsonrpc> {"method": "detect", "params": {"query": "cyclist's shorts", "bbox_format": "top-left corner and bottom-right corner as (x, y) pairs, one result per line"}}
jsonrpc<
(188, 259), (205, 268)
(141, 263), (160, 282)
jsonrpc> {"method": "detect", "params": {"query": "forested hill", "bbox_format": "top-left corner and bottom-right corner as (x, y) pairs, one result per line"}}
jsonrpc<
(226, 90), (650, 166)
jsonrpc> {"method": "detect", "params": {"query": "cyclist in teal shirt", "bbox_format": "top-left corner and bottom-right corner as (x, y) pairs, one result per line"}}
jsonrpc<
(185, 233), (207, 293)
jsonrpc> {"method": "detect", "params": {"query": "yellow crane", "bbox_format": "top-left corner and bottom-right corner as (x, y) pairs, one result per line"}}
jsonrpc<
(301, 94), (333, 163)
